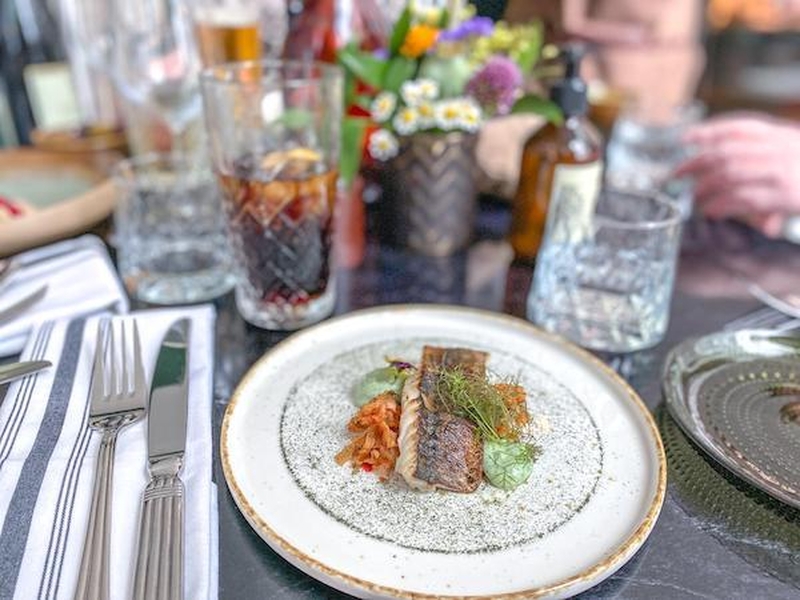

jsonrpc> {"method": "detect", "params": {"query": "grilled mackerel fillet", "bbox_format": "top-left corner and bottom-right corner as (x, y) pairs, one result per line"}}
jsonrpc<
(395, 346), (487, 493)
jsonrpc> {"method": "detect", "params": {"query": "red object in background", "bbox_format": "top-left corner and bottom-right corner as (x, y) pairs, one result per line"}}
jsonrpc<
(285, 1), (384, 270)
(334, 175), (366, 269)
(283, 0), (388, 62)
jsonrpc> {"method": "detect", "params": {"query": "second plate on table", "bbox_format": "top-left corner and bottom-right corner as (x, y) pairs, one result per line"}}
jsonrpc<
(221, 305), (666, 599)
(663, 329), (800, 509)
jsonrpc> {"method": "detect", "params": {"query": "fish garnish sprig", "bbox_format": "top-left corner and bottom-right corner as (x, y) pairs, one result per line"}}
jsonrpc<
(434, 366), (539, 490)
(340, 347), (540, 493)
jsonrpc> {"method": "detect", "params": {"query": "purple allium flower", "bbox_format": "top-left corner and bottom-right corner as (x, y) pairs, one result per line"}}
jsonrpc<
(465, 55), (523, 116)
(439, 16), (494, 42)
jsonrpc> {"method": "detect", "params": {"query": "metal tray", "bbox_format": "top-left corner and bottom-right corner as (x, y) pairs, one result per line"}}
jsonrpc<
(663, 329), (800, 509)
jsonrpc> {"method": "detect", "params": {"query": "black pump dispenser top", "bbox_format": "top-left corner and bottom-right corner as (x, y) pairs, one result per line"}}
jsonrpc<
(549, 45), (588, 118)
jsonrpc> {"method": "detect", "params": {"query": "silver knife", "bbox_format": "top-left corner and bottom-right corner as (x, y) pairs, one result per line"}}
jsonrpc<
(0, 285), (48, 326)
(132, 319), (190, 600)
(0, 360), (52, 384)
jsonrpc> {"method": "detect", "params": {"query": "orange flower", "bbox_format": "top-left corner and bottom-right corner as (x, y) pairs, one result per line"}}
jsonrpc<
(399, 25), (439, 58)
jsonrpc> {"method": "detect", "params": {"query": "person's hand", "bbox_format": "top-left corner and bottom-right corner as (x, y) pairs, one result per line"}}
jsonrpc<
(775, 0), (800, 19)
(674, 114), (800, 238)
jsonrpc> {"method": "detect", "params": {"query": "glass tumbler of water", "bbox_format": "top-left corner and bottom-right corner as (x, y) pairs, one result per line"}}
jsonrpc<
(113, 153), (236, 304)
(200, 60), (343, 330)
(606, 101), (704, 219)
(529, 187), (682, 352)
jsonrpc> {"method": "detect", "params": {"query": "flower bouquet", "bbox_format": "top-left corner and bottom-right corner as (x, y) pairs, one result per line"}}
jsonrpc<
(337, 1), (558, 256)
(338, 1), (560, 181)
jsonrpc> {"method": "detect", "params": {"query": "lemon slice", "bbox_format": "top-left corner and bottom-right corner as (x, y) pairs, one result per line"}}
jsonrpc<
(260, 148), (322, 171)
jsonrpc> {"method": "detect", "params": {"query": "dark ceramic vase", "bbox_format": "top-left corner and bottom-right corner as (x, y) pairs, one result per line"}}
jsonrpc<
(378, 131), (478, 257)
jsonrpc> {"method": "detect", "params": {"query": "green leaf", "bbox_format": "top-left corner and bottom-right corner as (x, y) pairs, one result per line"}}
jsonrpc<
(389, 7), (412, 55)
(340, 116), (368, 186)
(438, 8), (451, 29)
(339, 44), (386, 89)
(354, 94), (373, 112)
(382, 56), (417, 93)
(344, 73), (358, 106)
(511, 94), (563, 125)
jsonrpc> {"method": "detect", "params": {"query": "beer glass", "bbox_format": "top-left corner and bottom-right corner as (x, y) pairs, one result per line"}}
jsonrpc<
(191, 0), (287, 66)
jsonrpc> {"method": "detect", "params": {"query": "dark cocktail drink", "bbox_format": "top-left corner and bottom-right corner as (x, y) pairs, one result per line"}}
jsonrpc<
(201, 59), (342, 329)
(217, 148), (338, 328)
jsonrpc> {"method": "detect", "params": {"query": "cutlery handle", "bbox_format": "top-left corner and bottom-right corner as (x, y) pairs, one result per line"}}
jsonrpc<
(132, 473), (184, 600)
(74, 430), (117, 600)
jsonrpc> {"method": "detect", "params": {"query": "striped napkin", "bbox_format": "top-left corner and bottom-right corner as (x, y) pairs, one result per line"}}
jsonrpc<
(0, 235), (129, 357)
(0, 306), (218, 600)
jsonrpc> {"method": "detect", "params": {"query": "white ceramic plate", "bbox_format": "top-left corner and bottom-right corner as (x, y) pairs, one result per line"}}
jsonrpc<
(221, 306), (666, 599)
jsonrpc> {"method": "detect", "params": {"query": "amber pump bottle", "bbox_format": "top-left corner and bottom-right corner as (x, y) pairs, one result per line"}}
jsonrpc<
(509, 46), (604, 262)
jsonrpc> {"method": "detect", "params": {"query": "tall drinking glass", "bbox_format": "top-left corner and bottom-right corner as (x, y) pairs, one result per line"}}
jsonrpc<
(201, 60), (342, 330)
(529, 187), (683, 352)
(112, 0), (203, 152)
(191, 0), (288, 67)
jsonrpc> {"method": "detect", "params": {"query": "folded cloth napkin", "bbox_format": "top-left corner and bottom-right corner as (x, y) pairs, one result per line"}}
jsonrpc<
(0, 306), (218, 600)
(0, 235), (129, 357)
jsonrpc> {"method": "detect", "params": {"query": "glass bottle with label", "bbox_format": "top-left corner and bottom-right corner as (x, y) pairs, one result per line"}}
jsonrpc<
(508, 45), (603, 262)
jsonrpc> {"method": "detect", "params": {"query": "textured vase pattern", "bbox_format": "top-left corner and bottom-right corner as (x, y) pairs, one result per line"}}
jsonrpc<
(379, 132), (478, 257)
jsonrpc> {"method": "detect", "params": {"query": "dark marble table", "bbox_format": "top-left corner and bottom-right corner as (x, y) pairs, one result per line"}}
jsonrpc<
(213, 211), (800, 600)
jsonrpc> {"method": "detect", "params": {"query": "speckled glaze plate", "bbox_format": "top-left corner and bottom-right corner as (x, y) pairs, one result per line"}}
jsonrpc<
(221, 305), (666, 599)
(663, 329), (800, 509)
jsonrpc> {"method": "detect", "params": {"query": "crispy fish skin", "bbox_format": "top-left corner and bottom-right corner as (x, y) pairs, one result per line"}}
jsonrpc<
(415, 409), (482, 492)
(395, 346), (486, 493)
(419, 346), (488, 410)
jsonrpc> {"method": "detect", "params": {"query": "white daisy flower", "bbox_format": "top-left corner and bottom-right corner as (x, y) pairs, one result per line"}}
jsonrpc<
(400, 81), (424, 107)
(370, 92), (396, 123)
(368, 129), (399, 161)
(416, 101), (436, 129)
(434, 100), (462, 131)
(393, 107), (420, 135)
(457, 98), (482, 132)
(416, 78), (440, 101)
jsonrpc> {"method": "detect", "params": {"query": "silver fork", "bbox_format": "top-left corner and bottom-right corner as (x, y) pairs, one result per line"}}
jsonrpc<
(723, 306), (800, 332)
(74, 319), (147, 600)
(748, 283), (800, 321)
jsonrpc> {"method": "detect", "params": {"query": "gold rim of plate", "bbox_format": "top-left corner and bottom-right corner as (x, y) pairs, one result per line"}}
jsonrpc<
(220, 304), (668, 599)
